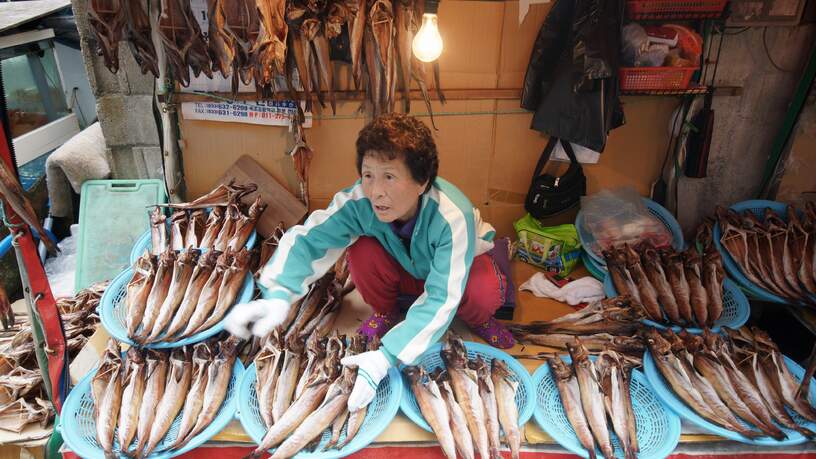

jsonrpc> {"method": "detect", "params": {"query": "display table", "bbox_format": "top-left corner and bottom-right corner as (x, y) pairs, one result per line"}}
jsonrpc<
(60, 261), (816, 458)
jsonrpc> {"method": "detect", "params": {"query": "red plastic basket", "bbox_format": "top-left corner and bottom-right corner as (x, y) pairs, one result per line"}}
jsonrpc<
(619, 66), (697, 91)
(626, 0), (728, 19)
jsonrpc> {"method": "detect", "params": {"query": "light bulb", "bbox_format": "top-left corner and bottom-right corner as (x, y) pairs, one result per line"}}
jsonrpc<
(412, 13), (443, 62)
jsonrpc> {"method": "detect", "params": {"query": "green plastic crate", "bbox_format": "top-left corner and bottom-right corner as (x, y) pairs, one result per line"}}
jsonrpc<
(75, 180), (167, 291)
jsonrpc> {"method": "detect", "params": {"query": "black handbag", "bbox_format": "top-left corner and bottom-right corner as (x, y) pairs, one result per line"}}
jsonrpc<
(524, 137), (586, 218)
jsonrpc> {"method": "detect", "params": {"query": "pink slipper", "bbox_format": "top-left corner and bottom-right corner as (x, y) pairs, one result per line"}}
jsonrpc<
(358, 312), (400, 339)
(470, 317), (516, 349)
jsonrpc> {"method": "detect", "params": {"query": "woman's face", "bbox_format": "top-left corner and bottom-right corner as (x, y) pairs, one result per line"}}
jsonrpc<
(361, 153), (428, 223)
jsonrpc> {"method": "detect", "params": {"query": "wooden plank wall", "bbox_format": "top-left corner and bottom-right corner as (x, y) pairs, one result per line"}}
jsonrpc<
(178, 0), (680, 238)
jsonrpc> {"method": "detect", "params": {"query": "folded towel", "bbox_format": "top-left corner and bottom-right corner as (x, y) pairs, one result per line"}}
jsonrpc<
(46, 122), (110, 218)
(519, 273), (605, 306)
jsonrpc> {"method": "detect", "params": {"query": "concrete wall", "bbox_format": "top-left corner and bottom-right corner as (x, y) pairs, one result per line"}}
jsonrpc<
(678, 25), (816, 234)
(70, 0), (163, 180)
(776, 81), (816, 206)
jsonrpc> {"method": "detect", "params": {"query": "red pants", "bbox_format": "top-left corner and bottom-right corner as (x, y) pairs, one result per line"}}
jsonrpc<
(347, 236), (507, 326)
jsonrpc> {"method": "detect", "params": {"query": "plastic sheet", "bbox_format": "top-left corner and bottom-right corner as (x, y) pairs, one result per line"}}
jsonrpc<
(44, 224), (79, 299)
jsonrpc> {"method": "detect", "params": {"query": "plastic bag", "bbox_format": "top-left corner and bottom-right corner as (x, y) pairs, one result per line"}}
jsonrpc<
(44, 224), (79, 299)
(580, 188), (672, 257)
(514, 214), (581, 278)
(621, 23), (649, 67)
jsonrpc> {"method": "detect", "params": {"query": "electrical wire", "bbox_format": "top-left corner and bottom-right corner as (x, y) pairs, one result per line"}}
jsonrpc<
(763, 27), (797, 73)
(724, 26), (750, 35)
(709, 26), (725, 87)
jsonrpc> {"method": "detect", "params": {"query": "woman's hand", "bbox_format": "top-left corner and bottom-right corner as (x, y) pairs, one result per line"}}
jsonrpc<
(224, 299), (291, 339)
(341, 349), (392, 411)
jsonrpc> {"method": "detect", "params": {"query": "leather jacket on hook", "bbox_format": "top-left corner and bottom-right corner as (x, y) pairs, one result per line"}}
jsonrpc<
(520, 0), (626, 152)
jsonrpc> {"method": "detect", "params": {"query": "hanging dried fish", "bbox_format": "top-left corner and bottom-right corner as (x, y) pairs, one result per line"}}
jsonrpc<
(348, 0), (367, 89)
(302, 17), (336, 114)
(287, 0), (314, 109)
(157, 0), (212, 86)
(369, 0), (395, 113)
(208, 0), (236, 78)
(253, 0), (289, 92)
(222, 0), (262, 94)
(123, 0), (159, 77)
(88, 0), (127, 73)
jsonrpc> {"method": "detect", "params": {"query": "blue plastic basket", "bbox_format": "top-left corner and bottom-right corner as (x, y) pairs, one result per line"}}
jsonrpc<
(532, 355), (681, 459)
(60, 352), (244, 459)
(576, 198), (685, 268)
(399, 341), (535, 432)
(99, 266), (255, 348)
(129, 208), (258, 265)
(711, 199), (810, 305)
(237, 362), (403, 458)
(643, 350), (816, 445)
(582, 250), (607, 280)
(603, 275), (749, 333)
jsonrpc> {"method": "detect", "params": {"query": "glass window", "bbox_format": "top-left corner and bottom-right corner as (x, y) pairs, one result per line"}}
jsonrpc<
(1, 41), (69, 138)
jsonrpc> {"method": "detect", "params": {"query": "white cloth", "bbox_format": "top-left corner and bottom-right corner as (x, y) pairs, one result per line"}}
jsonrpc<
(519, 274), (605, 305)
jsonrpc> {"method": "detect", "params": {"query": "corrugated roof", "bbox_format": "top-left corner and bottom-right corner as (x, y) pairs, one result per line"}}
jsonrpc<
(0, 0), (72, 34)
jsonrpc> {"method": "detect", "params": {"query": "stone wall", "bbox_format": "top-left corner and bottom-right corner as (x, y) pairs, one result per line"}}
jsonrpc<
(70, 0), (164, 180)
(677, 25), (816, 233)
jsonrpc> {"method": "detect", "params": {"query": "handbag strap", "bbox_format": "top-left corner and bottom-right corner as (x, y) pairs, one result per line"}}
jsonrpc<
(531, 137), (580, 180)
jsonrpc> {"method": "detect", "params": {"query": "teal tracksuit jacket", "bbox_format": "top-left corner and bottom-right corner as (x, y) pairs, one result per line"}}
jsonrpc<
(257, 177), (495, 364)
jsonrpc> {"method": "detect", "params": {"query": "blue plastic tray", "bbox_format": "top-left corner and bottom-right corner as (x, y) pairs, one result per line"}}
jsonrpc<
(643, 350), (816, 445)
(99, 266), (255, 348)
(582, 250), (607, 280)
(129, 209), (258, 265)
(711, 199), (811, 305)
(576, 198), (685, 268)
(60, 352), (244, 459)
(603, 275), (750, 333)
(237, 362), (403, 458)
(533, 355), (681, 459)
(532, 355), (681, 459)
(399, 341), (535, 432)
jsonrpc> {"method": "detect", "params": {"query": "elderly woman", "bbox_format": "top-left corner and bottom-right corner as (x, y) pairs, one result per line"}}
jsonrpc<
(225, 113), (513, 412)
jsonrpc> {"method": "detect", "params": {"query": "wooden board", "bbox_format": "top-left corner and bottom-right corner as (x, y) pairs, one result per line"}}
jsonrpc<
(218, 155), (308, 238)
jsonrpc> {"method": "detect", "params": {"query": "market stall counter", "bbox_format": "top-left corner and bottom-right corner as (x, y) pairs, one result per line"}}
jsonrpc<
(60, 261), (816, 458)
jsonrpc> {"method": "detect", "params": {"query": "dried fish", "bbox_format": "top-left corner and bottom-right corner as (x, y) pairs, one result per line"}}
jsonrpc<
(405, 366), (456, 459)
(88, 0), (127, 74)
(568, 339), (614, 459)
(92, 340), (124, 457)
(163, 250), (220, 339)
(117, 348), (146, 452)
(145, 249), (199, 342)
(440, 337), (490, 459)
(140, 348), (193, 457)
(123, 0), (159, 77)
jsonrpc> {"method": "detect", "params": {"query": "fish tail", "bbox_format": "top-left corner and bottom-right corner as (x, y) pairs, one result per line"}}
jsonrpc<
(797, 425), (816, 439)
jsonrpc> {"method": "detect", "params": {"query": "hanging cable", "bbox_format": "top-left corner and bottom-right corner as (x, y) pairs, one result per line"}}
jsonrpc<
(763, 27), (797, 73)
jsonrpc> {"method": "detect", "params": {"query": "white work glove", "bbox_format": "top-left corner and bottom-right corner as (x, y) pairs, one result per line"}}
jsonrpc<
(224, 298), (290, 339)
(341, 349), (392, 411)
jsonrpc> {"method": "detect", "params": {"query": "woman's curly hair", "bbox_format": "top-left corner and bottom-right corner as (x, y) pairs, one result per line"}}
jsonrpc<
(356, 113), (438, 191)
